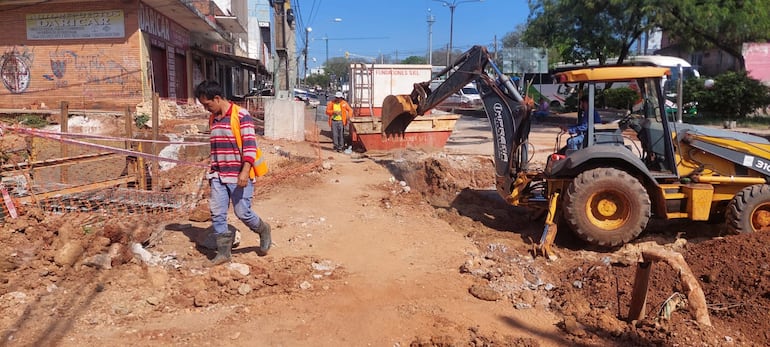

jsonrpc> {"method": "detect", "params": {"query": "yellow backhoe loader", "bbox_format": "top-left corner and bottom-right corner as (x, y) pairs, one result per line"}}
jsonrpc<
(383, 45), (770, 258)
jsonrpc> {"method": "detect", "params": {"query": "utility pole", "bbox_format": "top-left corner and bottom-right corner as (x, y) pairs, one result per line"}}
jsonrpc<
(303, 26), (312, 86)
(271, 0), (297, 96)
(427, 9), (435, 65)
(433, 0), (484, 64)
(323, 36), (329, 67)
(493, 34), (497, 61)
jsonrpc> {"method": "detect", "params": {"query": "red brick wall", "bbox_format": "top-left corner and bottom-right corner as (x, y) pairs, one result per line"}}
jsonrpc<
(0, 2), (143, 110)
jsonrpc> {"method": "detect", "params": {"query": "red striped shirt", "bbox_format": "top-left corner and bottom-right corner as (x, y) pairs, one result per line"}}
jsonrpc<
(209, 104), (258, 183)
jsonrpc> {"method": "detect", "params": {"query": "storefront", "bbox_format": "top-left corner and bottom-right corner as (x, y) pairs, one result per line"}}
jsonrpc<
(0, 3), (144, 109)
(138, 2), (190, 101)
(191, 47), (269, 99)
(0, 0), (267, 110)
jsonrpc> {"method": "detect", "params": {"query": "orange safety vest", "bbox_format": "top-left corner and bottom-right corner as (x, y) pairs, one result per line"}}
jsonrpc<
(210, 105), (268, 178)
(325, 99), (352, 127)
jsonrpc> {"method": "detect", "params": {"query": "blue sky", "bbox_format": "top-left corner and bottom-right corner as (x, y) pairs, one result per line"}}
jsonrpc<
(291, 0), (530, 67)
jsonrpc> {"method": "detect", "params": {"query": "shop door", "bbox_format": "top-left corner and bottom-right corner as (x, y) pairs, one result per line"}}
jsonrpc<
(150, 45), (168, 97)
(174, 53), (187, 101)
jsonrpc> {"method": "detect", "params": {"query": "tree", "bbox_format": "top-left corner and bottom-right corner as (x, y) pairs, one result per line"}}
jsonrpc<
(430, 46), (464, 67)
(685, 72), (770, 119)
(324, 56), (349, 88)
(603, 87), (639, 111)
(401, 56), (427, 64)
(523, 0), (654, 65)
(305, 73), (329, 88)
(652, 0), (770, 70)
(502, 24), (527, 48)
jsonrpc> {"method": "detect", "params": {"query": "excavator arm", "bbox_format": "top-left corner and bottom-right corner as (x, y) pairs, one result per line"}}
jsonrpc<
(382, 45), (556, 258)
(382, 46), (535, 199)
(382, 45), (528, 134)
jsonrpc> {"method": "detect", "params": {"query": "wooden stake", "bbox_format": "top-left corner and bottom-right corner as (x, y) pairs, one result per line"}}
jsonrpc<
(151, 93), (159, 191)
(124, 106), (133, 150)
(627, 261), (652, 322)
(60, 101), (69, 184)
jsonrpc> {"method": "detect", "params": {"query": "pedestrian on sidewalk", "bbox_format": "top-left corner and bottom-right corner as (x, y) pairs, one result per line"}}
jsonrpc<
(195, 80), (272, 265)
(534, 97), (550, 120)
(325, 91), (353, 152)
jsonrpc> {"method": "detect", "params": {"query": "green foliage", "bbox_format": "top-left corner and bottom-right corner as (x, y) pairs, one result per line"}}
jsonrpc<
(305, 73), (330, 88)
(401, 56), (427, 64)
(19, 114), (48, 128)
(324, 57), (350, 86)
(135, 113), (150, 128)
(652, 0), (770, 67)
(502, 24), (527, 48)
(603, 87), (639, 111)
(523, 0), (652, 65)
(687, 72), (770, 119)
(562, 93), (580, 112)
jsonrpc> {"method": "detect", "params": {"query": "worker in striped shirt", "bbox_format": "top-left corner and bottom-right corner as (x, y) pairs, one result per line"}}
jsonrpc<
(195, 80), (272, 265)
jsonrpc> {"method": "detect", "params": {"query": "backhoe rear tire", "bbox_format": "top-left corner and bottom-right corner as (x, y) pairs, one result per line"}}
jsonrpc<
(563, 168), (651, 247)
(725, 184), (770, 234)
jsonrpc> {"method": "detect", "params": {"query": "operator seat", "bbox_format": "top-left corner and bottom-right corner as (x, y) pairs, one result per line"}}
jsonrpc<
(638, 118), (669, 171)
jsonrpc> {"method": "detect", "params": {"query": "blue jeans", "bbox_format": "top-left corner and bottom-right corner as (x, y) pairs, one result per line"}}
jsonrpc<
(209, 178), (262, 235)
(567, 133), (584, 150)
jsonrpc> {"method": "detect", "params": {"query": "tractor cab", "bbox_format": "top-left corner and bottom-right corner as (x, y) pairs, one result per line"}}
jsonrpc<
(548, 66), (678, 178)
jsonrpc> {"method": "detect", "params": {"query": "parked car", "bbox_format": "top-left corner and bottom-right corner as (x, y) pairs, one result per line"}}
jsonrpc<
(306, 94), (320, 108)
(293, 88), (321, 108)
(435, 83), (483, 112)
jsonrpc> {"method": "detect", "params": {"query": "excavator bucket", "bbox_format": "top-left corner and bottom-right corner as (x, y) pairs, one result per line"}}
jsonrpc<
(381, 94), (418, 135)
(537, 192), (560, 260)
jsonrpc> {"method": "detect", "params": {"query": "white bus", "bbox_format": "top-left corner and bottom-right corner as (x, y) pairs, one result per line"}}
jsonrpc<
(564, 55), (700, 95)
(533, 55), (700, 110)
(554, 55), (699, 78)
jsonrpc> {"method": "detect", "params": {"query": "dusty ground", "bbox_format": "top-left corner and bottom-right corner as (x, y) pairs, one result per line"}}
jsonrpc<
(1, 106), (770, 346)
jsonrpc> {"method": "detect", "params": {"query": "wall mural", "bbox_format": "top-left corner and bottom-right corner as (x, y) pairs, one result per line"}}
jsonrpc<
(1, 47), (34, 94)
(43, 49), (76, 88)
(0, 46), (141, 99)
(41, 48), (141, 98)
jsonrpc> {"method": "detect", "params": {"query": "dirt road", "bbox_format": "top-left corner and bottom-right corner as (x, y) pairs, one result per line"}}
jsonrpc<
(2, 109), (769, 346)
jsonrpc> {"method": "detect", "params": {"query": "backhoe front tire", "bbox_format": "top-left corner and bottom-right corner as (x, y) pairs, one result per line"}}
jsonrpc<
(563, 168), (651, 247)
(725, 184), (770, 234)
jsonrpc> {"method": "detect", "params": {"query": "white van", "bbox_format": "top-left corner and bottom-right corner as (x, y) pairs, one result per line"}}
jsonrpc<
(435, 82), (484, 112)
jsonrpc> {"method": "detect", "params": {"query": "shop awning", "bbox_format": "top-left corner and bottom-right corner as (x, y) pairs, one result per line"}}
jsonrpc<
(193, 47), (270, 76)
(142, 0), (229, 43)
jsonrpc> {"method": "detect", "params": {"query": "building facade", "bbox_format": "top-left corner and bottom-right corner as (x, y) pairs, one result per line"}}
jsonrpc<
(247, 0), (272, 91)
(0, 0), (268, 110)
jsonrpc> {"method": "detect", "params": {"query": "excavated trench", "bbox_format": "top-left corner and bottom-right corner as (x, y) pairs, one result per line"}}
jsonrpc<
(380, 152), (544, 243)
(380, 152), (770, 346)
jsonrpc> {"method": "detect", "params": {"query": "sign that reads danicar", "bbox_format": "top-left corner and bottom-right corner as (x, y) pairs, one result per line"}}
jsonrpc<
(26, 10), (125, 40)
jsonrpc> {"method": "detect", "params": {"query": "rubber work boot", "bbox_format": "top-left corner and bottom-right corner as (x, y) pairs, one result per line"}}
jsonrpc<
(210, 233), (234, 265)
(253, 221), (272, 256)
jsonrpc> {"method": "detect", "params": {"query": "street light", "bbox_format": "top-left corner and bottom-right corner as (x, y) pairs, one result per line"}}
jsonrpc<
(303, 26), (312, 84)
(323, 18), (343, 67)
(432, 0), (483, 64)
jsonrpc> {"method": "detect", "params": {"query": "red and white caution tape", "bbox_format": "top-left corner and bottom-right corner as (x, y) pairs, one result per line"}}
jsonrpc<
(9, 126), (209, 168)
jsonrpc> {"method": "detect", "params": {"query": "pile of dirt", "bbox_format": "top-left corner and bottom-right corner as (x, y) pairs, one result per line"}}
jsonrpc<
(394, 152), (770, 346)
(682, 233), (770, 344)
(2, 120), (770, 345)
(0, 141), (338, 345)
(541, 232), (770, 346)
